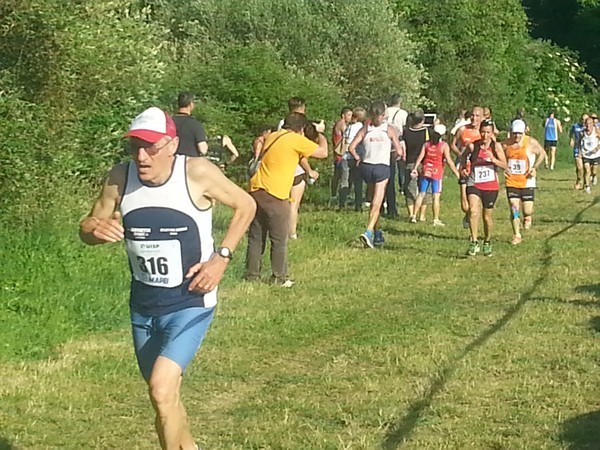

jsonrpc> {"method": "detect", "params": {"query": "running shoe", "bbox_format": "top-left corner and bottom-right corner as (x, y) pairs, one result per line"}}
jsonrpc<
(511, 235), (522, 245)
(467, 240), (480, 256)
(374, 230), (385, 247)
(433, 219), (445, 227)
(409, 216), (417, 224)
(289, 233), (298, 240)
(269, 277), (296, 288)
(482, 241), (493, 257)
(593, 175), (598, 186)
(462, 214), (470, 229)
(523, 216), (532, 230)
(360, 230), (375, 249)
(419, 217), (426, 222)
(585, 185), (591, 194)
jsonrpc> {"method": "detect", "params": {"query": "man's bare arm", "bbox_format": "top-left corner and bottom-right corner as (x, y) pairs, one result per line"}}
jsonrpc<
(185, 158), (257, 293)
(79, 164), (126, 245)
(197, 141), (208, 156)
(310, 133), (329, 159)
(450, 127), (463, 157)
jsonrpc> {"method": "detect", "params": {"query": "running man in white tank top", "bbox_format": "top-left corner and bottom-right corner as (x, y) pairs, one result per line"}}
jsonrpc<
(581, 116), (600, 193)
(349, 101), (404, 248)
(79, 107), (256, 449)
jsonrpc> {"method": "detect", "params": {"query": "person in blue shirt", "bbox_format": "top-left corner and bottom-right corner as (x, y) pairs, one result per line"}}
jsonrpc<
(543, 110), (563, 170)
(570, 113), (589, 190)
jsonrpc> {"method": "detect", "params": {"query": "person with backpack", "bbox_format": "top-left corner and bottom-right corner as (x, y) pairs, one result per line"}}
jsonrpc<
(330, 107), (353, 207)
(461, 119), (507, 257)
(244, 113), (327, 287)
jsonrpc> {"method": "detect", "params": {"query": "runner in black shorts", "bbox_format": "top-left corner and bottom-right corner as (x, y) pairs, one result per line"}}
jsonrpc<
(462, 120), (507, 256)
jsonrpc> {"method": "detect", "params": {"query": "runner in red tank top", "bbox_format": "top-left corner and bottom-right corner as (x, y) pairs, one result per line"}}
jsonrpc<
(451, 106), (483, 228)
(461, 119), (507, 257)
(410, 124), (459, 226)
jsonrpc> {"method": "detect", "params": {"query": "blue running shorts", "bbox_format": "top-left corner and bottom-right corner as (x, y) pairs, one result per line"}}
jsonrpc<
(131, 306), (215, 381)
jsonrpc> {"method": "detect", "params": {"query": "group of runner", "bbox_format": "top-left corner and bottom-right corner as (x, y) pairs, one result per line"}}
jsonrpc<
(78, 99), (600, 449)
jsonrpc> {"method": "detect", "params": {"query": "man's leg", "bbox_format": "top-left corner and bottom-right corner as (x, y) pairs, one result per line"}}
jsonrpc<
(148, 357), (195, 450)
(339, 159), (351, 209)
(263, 193), (291, 282)
(550, 146), (557, 170)
(575, 155), (583, 189)
(508, 196), (522, 240)
(385, 156), (398, 217)
(522, 200), (534, 230)
(244, 193), (267, 280)
(368, 179), (389, 231)
(584, 161), (591, 190)
(397, 158), (406, 195)
(350, 160), (363, 211)
(330, 160), (342, 202)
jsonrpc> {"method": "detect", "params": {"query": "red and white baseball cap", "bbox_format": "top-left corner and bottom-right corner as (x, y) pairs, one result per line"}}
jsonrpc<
(125, 107), (177, 143)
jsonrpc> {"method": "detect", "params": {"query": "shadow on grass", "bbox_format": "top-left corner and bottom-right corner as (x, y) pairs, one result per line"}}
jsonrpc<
(382, 197), (599, 449)
(0, 437), (16, 450)
(560, 410), (600, 450)
(589, 317), (600, 333)
(385, 227), (466, 242)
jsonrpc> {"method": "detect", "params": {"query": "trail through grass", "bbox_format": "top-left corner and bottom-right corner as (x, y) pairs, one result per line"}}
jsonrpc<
(0, 163), (598, 449)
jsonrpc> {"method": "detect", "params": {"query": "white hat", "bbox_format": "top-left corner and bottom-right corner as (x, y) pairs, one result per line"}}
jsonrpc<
(125, 107), (177, 143)
(511, 119), (526, 134)
(433, 124), (446, 136)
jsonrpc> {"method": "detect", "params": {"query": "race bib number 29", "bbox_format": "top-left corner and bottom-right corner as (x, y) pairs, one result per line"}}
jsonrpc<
(126, 240), (183, 288)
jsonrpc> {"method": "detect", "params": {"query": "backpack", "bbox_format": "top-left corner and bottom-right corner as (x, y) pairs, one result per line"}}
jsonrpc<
(247, 131), (291, 179)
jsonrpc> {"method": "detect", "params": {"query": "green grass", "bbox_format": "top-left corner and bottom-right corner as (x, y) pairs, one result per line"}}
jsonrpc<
(1, 160), (599, 449)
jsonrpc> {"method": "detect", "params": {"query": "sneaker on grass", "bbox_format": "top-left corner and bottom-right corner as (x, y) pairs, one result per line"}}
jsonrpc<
(374, 230), (385, 247)
(360, 230), (374, 249)
(482, 241), (493, 257)
(467, 240), (480, 256)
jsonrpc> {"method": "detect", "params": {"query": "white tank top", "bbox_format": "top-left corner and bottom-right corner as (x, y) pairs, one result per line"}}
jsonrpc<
(582, 129), (600, 159)
(362, 122), (392, 165)
(121, 155), (216, 315)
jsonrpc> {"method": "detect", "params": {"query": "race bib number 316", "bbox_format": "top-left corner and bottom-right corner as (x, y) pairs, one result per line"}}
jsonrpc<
(126, 240), (183, 288)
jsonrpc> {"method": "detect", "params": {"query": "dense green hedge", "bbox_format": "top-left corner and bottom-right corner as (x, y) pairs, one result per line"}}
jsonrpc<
(0, 0), (597, 221)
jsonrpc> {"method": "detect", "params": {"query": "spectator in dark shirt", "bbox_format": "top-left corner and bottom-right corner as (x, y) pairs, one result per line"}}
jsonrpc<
(173, 92), (208, 157)
(403, 110), (432, 221)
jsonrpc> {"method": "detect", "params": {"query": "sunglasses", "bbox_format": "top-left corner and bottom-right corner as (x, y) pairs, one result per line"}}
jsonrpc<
(128, 137), (172, 156)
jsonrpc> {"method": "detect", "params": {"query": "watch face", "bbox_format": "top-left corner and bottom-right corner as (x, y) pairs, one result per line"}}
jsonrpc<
(218, 247), (232, 258)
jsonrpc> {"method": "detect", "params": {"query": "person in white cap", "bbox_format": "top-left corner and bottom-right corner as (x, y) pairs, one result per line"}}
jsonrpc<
(501, 119), (547, 245)
(79, 106), (256, 450)
(410, 124), (460, 226)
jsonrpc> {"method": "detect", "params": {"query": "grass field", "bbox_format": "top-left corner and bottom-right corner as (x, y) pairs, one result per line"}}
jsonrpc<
(0, 160), (599, 449)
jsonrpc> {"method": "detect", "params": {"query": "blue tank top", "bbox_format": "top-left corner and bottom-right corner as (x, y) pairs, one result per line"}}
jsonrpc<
(572, 123), (584, 149)
(120, 155), (216, 316)
(545, 117), (558, 141)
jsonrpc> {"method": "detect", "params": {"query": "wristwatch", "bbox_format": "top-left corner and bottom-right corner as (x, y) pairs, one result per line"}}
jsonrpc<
(216, 246), (233, 260)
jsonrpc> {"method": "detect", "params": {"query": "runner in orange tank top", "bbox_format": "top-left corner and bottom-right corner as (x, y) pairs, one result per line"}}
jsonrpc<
(502, 119), (547, 245)
(451, 106), (483, 228)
